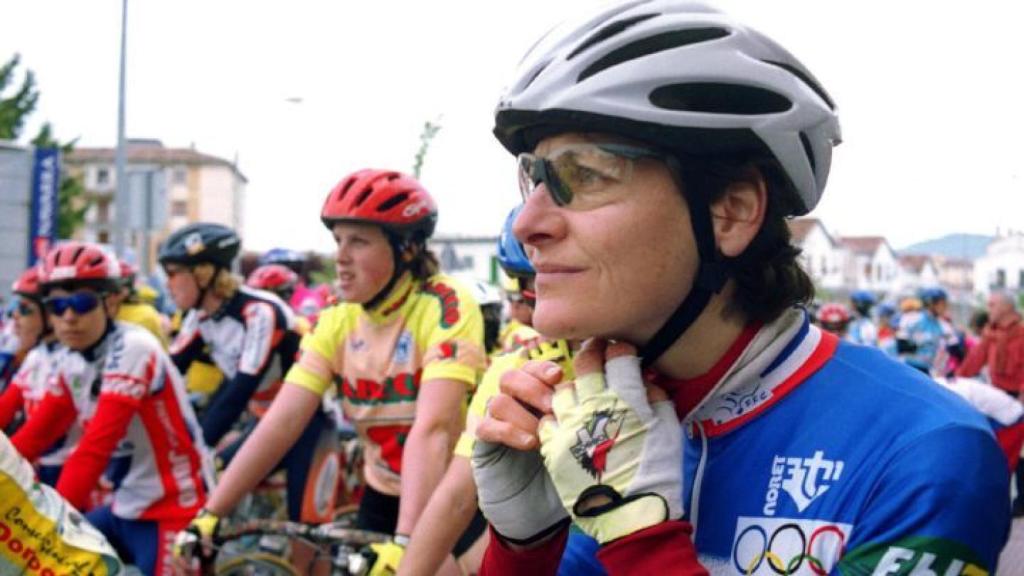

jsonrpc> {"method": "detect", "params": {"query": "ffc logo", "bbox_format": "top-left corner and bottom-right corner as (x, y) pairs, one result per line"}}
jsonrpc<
(570, 408), (624, 481)
(765, 451), (844, 516)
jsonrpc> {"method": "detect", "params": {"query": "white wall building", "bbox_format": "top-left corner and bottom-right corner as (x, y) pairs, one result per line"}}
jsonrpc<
(895, 254), (941, 294)
(788, 218), (845, 290)
(430, 236), (500, 284)
(838, 236), (900, 293)
(973, 233), (1024, 296)
(66, 139), (246, 271)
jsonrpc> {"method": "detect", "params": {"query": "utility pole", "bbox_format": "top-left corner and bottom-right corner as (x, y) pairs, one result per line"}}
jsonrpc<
(113, 0), (129, 255)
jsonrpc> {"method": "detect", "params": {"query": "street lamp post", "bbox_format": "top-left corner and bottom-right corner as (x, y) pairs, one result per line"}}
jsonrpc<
(113, 0), (129, 255)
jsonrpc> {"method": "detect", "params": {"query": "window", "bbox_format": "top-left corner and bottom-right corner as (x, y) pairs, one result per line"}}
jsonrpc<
(173, 167), (187, 185)
(996, 269), (1006, 288)
(96, 167), (110, 186)
(1018, 269), (1024, 289)
(171, 200), (188, 217)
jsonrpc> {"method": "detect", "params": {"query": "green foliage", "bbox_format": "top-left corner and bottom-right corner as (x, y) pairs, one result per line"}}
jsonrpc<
(1, 54), (92, 239)
(0, 54), (39, 139)
(412, 118), (442, 179)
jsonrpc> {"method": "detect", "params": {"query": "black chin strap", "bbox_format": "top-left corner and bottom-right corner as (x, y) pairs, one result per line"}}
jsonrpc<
(639, 164), (731, 369)
(192, 264), (221, 312)
(362, 235), (414, 312)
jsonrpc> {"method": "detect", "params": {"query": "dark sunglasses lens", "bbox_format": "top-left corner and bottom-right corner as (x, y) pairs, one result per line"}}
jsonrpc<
(543, 160), (572, 206)
(17, 303), (35, 316)
(46, 293), (100, 316)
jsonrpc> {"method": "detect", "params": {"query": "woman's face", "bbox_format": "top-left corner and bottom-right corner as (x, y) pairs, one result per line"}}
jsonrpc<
(164, 264), (200, 310)
(12, 297), (44, 351)
(513, 132), (697, 344)
(332, 222), (395, 304)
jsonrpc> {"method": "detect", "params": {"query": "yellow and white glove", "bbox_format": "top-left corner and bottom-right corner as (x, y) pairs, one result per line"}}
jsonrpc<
(173, 508), (221, 565)
(539, 346), (683, 545)
(365, 535), (408, 576)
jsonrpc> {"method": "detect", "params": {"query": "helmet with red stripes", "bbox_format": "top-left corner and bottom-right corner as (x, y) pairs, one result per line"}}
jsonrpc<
(39, 242), (121, 293)
(816, 302), (851, 327)
(320, 169), (437, 241)
(246, 264), (298, 292)
(12, 267), (43, 299)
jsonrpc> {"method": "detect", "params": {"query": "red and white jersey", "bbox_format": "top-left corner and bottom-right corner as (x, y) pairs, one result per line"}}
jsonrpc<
(10, 342), (78, 466)
(16, 323), (211, 520)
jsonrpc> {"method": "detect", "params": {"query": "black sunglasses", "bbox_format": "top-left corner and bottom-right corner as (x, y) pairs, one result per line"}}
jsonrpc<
(517, 143), (665, 208)
(44, 292), (102, 316)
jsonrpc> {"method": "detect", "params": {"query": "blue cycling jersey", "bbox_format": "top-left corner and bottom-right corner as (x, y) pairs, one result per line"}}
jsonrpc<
(560, 308), (1010, 575)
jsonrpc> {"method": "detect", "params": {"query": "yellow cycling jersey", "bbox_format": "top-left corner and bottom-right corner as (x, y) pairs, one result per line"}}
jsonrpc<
(455, 339), (574, 459)
(0, 431), (124, 575)
(498, 320), (541, 353)
(117, 302), (169, 349)
(287, 272), (486, 496)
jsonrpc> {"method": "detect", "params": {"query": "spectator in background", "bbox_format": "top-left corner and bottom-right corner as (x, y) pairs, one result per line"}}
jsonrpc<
(958, 289), (1024, 516)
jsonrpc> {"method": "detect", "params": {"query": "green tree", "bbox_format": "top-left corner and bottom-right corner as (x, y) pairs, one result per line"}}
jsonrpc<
(0, 53), (92, 239)
(0, 54), (38, 139)
(412, 117), (442, 179)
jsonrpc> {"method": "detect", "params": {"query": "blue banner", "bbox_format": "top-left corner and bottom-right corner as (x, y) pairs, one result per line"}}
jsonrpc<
(28, 147), (61, 266)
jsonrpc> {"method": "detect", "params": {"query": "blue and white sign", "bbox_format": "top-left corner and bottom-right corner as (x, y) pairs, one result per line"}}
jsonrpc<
(28, 147), (61, 265)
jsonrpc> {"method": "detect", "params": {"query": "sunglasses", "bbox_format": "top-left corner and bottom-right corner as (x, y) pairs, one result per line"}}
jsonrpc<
(16, 301), (37, 316)
(44, 292), (102, 316)
(517, 143), (665, 210)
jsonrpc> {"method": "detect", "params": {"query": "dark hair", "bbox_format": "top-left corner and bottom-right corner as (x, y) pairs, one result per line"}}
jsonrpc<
(680, 155), (815, 324)
(408, 245), (440, 281)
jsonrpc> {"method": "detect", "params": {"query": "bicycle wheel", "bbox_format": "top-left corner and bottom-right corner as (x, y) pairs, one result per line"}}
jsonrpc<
(214, 552), (299, 576)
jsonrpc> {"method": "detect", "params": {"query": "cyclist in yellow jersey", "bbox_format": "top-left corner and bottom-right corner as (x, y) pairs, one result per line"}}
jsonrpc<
(114, 260), (169, 348)
(0, 430), (124, 574)
(399, 207), (564, 576)
(176, 169), (486, 576)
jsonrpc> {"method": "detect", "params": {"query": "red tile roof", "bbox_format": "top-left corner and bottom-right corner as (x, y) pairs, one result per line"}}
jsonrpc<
(839, 236), (889, 255)
(787, 218), (833, 245)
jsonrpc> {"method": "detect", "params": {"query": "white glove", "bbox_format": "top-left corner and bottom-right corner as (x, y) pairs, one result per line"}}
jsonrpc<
(539, 350), (683, 545)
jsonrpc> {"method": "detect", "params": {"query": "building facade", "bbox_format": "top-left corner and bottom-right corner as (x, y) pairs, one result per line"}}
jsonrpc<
(973, 233), (1024, 296)
(65, 139), (246, 271)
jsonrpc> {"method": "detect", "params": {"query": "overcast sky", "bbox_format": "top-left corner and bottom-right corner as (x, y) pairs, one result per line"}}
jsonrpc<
(3, 1), (1022, 254)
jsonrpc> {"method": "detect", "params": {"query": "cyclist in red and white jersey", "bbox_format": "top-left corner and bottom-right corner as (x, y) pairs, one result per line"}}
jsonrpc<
(0, 266), (68, 485)
(10, 241), (208, 576)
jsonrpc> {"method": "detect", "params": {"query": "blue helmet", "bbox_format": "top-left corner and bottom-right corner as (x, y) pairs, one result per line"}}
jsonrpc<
(259, 248), (305, 267)
(849, 290), (875, 306)
(497, 206), (534, 277)
(919, 286), (948, 305)
(877, 302), (896, 317)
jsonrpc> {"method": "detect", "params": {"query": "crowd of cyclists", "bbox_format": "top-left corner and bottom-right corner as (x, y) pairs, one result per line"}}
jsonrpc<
(2, 1), (1023, 574)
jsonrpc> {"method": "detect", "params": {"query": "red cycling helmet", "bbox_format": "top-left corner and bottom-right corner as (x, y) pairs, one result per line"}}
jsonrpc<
(246, 264), (298, 292)
(320, 169), (438, 240)
(12, 267), (43, 298)
(816, 303), (851, 327)
(39, 242), (121, 292)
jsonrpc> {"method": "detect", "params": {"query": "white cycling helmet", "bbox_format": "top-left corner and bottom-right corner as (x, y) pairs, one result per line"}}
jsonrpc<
(494, 0), (841, 366)
(494, 0), (840, 215)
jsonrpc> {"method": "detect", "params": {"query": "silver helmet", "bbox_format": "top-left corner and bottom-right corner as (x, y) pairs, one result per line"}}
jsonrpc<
(494, 0), (841, 215)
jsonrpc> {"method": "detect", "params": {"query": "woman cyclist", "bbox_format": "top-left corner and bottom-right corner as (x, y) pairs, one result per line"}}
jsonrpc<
(10, 241), (208, 575)
(177, 169), (487, 575)
(0, 266), (66, 485)
(470, 2), (1010, 574)
(160, 222), (339, 567)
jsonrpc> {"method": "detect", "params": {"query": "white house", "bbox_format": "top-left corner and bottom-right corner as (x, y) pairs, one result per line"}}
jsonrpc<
(894, 254), (941, 294)
(788, 218), (845, 290)
(837, 236), (900, 293)
(429, 235), (500, 284)
(973, 233), (1024, 296)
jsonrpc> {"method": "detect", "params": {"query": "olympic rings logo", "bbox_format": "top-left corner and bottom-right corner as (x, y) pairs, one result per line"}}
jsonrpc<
(732, 521), (847, 575)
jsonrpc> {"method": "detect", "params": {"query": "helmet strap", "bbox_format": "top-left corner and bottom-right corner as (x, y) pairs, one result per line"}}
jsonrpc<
(362, 234), (416, 312)
(639, 160), (731, 369)
(192, 264), (220, 312)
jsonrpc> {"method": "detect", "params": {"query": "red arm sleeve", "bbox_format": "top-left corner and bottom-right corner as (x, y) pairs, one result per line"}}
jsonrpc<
(479, 525), (569, 576)
(10, 390), (77, 461)
(0, 384), (24, 429)
(597, 521), (707, 576)
(56, 396), (138, 510)
(956, 335), (989, 377)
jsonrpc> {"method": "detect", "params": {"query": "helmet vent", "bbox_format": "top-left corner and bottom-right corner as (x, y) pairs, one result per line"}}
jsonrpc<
(377, 192), (409, 212)
(338, 178), (357, 200)
(577, 28), (730, 82)
(799, 131), (816, 174)
(568, 13), (658, 60)
(649, 82), (791, 115)
(386, 172), (402, 182)
(355, 187), (373, 207)
(69, 245), (85, 264)
(761, 59), (835, 110)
